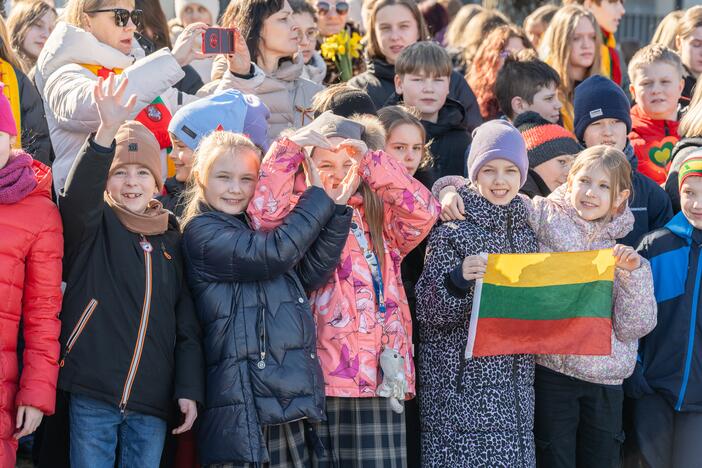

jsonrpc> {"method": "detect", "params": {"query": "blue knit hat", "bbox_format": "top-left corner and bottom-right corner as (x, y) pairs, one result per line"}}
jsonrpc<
(168, 89), (271, 152)
(573, 75), (632, 143)
(467, 120), (528, 187)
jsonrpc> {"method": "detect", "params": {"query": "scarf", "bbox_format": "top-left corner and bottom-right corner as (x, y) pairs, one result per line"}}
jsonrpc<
(600, 28), (623, 86)
(104, 191), (170, 235)
(0, 151), (36, 204)
(0, 58), (22, 148)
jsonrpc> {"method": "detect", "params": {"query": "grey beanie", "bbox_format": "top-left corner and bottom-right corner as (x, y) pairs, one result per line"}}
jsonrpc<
(467, 120), (529, 187)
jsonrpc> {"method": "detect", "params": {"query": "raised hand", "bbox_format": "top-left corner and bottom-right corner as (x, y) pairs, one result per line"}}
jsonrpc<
(93, 74), (138, 147)
(289, 127), (332, 150)
(172, 22), (208, 67)
(335, 139), (368, 164)
(325, 162), (361, 205)
(613, 244), (641, 272)
(226, 28), (253, 75)
(302, 156), (324, 188)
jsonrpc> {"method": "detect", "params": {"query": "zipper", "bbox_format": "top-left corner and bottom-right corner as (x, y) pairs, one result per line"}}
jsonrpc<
(119, 236), (154, 413)
(59, 299), (99, 367)
(512, 358), (526, 466)
(255, 285), (268, 369)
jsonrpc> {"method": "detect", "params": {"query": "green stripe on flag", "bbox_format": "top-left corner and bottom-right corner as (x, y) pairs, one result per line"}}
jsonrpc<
(478, 281), (613, 320)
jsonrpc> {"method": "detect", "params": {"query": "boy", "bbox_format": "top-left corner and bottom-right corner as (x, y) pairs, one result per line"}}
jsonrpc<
(574, 74), (673, 247)
(495, 52), (563, 124)
(392, 41), (470, 188)
(565, 0), (628, 89)
(632, 149), (702, 467)
(161, 89), (270, 217)
(628, 44), (685, 185)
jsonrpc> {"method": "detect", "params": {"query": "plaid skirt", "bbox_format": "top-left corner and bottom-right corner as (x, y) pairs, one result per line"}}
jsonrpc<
(312, 397), (407, 468)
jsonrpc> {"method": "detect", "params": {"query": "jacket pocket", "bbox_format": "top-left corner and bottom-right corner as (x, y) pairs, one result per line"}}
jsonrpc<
(60, 298), (98, 367)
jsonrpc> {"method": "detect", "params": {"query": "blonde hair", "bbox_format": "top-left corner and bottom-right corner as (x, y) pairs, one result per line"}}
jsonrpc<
(651, 10), (683, 50)
(540, 6), (601, 110)
(180, 131), (262, 228)
(628, 43), (684, 84)
(64, 0), (127, 28)
(679, 80), (702, 137)
(458, 9), (509, 70)
(0, 15), (22, 70)
(377, 104), (432, 171)
(444, 4), (483, 49)
(568, 145), (632, 219)
(676, 6), (702, 47)
(7, 1), (56, 73)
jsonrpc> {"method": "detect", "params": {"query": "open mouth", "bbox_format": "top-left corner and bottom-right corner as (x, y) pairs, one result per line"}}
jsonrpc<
(122, 193), (143, 199)
(491, 188), (509, 197)
(222, 198), (243, 205)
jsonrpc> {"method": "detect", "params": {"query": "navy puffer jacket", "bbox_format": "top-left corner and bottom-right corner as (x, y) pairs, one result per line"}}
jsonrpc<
(182, 187), (351, 465)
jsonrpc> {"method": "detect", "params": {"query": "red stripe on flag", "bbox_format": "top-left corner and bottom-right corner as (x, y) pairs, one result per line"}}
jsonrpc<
(472, 317), (612, 357)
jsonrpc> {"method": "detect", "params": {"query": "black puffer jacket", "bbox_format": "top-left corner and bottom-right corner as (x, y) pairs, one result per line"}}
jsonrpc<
(348, 58), (483, 133)
(157, 177), (187, 218)
(666, 136), (702, 213)
(182, 187), (351, 465)
(415, 186), (538, 467)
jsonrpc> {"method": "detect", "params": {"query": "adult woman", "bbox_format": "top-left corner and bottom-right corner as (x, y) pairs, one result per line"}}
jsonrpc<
(0, 16), (52, 165)
(314, 0), (364, 84)
(35, 0), (205, 193)
(7, 0), (56, 74)
(540, 5), (601, 131)
(348, 0), (482, 132)
(209, 0), (322, 139)
(675, 6), (702, 104)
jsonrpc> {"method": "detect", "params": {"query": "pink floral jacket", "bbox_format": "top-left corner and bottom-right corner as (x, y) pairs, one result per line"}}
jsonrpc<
(248, 139), (439, 398)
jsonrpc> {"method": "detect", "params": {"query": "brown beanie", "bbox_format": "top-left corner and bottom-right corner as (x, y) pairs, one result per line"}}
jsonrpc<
(109, 121), (163, 191)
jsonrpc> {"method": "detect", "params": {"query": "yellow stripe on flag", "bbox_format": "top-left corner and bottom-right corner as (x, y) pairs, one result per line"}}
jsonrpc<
(483, 249), (615, 287)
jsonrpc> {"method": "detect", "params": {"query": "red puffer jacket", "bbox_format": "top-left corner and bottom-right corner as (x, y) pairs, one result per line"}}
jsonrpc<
(0, 156), (62, 467)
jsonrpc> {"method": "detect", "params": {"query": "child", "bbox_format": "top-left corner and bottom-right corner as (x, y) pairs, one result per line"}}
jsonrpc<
(434, 144), (657, 467)
(247, 111), (439, 467)
(632, 150), (702, 467)
(393, 41), (470, 188)
(55, 76), (204, 467)
(415, 120), (539, 467)
(311, 83), (377, 118)
(180, 128), (352, 466)
(0, 87), (62, 468)
(170, 0), (218, 83)
(675, 6), (702, 104)
(290, 0), (326, 85)
(495, 51), (564, 124)
(540, 5), (602, 132)
(523, 4), (558, 49)
(161, 89), (270, 218)
(564, 0), (628, 89)
(628, 44), (685, 185)
(575, 75), (673, 247)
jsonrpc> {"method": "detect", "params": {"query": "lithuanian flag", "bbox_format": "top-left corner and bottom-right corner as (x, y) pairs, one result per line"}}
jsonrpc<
(465, 249), (615, 359)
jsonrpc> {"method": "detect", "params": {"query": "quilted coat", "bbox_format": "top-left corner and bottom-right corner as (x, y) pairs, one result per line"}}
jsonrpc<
(0, 155), (62, 467)
(183, 186), (351, 465)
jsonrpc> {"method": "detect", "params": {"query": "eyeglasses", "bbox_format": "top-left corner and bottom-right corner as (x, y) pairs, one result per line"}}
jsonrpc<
(316, 1), (349, 16)
(85, 8), (143, 28)
(296, 28), (319, 42)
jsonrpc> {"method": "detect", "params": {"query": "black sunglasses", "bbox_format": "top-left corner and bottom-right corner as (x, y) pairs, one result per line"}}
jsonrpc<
(316, 1), (349, 15)
(85, 8), (143, 28)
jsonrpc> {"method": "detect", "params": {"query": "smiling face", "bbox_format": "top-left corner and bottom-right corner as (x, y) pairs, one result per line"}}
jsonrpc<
(569, 17), (597, 76)
(374, 4), (420, 65)
(585, 0), (625, 34)
(180, 3), (213, 26)
(260, 0), (299, 61)
(395, 72), (450, 123)
(678, 26), (702, 77)
(22, 9), (57, 60)
(568, 163), (628, 221)
(582, 118), (628, 151)
(385, 123), (425, 175)
(630, 62), (684, 121)
(534, 155), (574, 192)
(202, 149), (260, 215)
(82, 0), (137, 55)
(106, 163), (159, 213)
(169, 134), (195, 183)
(475, 158), (522, 206)
(681, 177), (702, 229)
(311, 136), (358, 190)
(293, 12), (318, 63)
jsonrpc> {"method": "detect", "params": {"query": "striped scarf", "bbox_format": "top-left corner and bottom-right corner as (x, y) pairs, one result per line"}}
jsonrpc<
(600, 28), (623, 86)
(0, 58), (22, 149)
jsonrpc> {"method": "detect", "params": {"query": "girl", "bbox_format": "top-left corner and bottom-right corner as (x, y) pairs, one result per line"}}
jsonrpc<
(0, 15), (52, 165)
(523, 4), (558, 49)
(290, 0), (326, 85)
(247, 111), (439, 466)
(209, 0), (322, 139)
(454, 8), (509, 75)
(169, 0), (218, 84)
(467, 25), (532, 121)
(435, 145), (657, 467)
(6, 0), (56, 74)
(47, 76), (204, 467)
(444, 3), (483, 51)
(651, 10), (683, 50)
(0, 87), (62, 468)
(675, 6), (702, 104)
(181, 126), (352, 467)
(540, 5), (601, 132)
(348, 0), (481, 132)
(35, 0), (206, 194)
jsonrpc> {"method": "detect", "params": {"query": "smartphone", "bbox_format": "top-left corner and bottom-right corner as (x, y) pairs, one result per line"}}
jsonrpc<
(202, 28), (236, 55)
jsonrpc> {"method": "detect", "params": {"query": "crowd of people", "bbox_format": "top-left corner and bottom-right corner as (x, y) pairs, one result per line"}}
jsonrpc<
(0, 0), (701, 466)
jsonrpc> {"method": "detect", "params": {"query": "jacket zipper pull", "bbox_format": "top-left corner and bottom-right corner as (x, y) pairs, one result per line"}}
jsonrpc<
(119, 402), (126, 414)
(257, 351), (266, 369)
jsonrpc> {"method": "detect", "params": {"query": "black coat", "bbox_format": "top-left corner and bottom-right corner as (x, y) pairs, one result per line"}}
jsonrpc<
(174, 64), (205, 95)
(182, 188), (351, 465)
(57, 137), (204, 419)
(666, 136), (702, 213)
(520, 170), (552, 199)
(348, 58), (483, 133)
(158, 176), (187, 218)
(16, 65), (53, 165)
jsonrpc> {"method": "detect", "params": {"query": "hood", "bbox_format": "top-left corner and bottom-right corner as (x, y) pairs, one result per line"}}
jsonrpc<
(459, 184), (531, 233)
(547, 184), (634, 242)
(366, 58), (395, 81)
(422, 98), (468, 137)
(666, 211), (695, 242)
(35, 22), (145, 95)
(630, 104), (680, 139)
(672, 136), (702, 160)
(31, 158), (54, 199)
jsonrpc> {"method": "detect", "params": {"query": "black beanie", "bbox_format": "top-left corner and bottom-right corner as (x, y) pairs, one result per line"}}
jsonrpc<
(514, 112), (583, 168)
(573, 75), (632, 142)
(321, 89), (377, 118)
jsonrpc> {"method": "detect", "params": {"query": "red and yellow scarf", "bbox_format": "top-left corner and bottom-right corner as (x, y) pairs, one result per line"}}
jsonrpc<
(600, 28), (623, 86)
(0, 58), (22, 148)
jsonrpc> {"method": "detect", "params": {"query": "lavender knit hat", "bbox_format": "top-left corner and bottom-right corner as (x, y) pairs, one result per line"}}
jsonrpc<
(467, 120), (528, 187)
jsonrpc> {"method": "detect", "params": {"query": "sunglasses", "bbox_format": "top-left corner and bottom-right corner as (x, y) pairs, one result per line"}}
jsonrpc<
(85, 8), (143, 28)
(316, 1), (349, 15)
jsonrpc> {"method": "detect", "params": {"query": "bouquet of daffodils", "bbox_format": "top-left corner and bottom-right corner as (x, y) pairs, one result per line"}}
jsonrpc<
(320, 30), (363, 82)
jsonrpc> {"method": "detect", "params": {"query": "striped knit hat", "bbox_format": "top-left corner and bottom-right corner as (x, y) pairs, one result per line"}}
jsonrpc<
(678, 150), (702, 187)
(514, 112), (583, 169)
